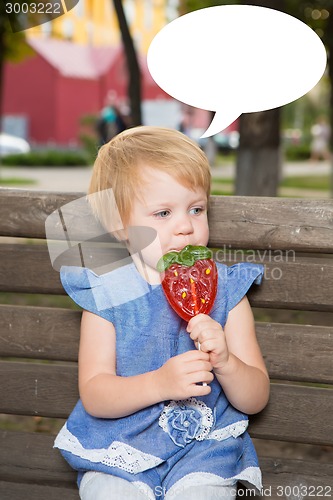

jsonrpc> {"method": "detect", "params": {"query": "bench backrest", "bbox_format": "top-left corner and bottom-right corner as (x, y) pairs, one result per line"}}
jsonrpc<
(0, 188), (332, 499)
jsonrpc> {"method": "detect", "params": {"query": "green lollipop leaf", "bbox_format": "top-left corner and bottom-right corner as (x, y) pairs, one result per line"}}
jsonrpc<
(157, 245), (213, 271)
(156, 251), (178, 272)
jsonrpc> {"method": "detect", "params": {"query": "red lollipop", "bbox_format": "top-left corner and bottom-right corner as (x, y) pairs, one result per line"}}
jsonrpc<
(157, 245), (218, 322)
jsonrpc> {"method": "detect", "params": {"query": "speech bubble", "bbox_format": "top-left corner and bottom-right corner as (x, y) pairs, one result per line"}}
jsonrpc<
(147, 5), (327, 138)
(6, 0), (80, 33)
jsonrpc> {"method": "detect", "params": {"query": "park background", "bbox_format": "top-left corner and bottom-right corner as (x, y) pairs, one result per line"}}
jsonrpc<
(0, 0), (333, 197)
(0, 0), (332, 469)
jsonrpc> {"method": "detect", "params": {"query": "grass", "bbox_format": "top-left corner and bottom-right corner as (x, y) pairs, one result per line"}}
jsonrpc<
(281, 175), (330, 190)
(212, 175), (331, 193)
(215, 152), (237, 165)
(0, 177), (37, 186)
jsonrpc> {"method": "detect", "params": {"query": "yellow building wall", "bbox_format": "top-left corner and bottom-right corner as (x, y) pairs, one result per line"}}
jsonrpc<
(26, 0), (174, 54)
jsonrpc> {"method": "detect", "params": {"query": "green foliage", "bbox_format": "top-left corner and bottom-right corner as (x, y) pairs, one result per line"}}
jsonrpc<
(0, 177), (36, 186)
(78, 134), (99, 163)
(281, 175), (330, 190)
(2, 150), (91, 167)
(283, 143), (311, 161)
(181, 0), (239, 13)
(0, 2), (36, 63)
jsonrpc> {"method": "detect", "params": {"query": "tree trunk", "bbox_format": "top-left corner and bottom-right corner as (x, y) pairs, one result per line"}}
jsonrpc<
(113, 0), (142, 126)
(0, 4), (7, 134)
(235, 0), (282, 196)
(324, 5), (333, 197)
(235, 108), (281, 196)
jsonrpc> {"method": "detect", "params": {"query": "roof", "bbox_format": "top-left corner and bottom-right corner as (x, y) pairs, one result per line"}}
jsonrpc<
(28, 38), (121, 79)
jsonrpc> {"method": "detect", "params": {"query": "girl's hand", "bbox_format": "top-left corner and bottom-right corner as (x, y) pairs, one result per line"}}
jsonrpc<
(187, 314), (229, 375)
(154, 350), (213, 401)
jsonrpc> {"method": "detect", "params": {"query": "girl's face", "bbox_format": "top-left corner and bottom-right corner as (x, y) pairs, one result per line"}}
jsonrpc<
(126, 166), (209, 283)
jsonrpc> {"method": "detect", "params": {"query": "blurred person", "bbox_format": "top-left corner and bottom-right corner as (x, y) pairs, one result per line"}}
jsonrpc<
(178, 108), (194, 137)
(96, 94), (128, 146)
(310, 116), (331, 161)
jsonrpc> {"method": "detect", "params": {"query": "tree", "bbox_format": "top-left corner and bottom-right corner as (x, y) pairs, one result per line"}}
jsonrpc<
(235, 0), (283, 196)
(179, 0), (332, 196)
(113, 0), (142, 126)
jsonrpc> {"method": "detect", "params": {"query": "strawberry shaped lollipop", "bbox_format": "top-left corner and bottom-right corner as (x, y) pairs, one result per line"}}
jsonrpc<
(157, 245), (218, 322)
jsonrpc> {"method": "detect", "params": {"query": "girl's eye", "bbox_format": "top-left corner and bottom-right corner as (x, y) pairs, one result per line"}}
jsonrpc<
(154, 210), (170, 219)
(190, 207), (204, 215)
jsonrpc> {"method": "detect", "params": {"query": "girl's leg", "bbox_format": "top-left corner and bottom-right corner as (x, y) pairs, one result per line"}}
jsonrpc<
(79, 471), (149, 500)
(165, 482), (237, 500)
(164, 474), (237, 500)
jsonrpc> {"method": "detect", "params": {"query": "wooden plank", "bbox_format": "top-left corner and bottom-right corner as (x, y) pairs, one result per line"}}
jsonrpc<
(0, 244), (62, 294)
(1, 306), (333, 385)
(256, 456), (333, 499)
(0, 243), (130, 294)
(208, 196), (333, 253)
(0, 482), (79, 500)
(0, 304), (81, 362)
(1, 431), (333, 500)
(1, 243), (333, 311)
(0, 431), (76, 487)
(0, 362), (78, 419)
(0, 362), (332, 446)
(249, 383), (333, 446)
(256, 322), (333, 385)
(0, 189), (80, 239)
(1, 190), (333, 252)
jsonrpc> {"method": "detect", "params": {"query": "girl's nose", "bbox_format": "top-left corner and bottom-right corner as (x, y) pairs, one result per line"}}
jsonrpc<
(175, 214), (194, 235)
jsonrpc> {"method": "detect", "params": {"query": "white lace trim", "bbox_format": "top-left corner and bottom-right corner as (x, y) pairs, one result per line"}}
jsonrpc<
(166, 468), (262, 498)
(207, 419), (248, 441)
(54, 423), (163, 474)
(159, 397), (214, 441)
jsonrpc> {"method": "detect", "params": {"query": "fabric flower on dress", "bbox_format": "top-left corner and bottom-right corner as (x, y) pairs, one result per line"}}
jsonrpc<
(159, 398), (214, 448)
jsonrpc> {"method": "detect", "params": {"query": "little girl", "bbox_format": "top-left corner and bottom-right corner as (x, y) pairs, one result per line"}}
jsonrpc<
(54, 126), (270, 500)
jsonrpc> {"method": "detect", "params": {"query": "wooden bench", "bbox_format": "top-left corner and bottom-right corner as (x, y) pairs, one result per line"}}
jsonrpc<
(0, 187), (332, 500)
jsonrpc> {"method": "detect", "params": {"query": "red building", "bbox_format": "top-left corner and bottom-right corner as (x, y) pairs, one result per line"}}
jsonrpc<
(3, 38), (168, 146)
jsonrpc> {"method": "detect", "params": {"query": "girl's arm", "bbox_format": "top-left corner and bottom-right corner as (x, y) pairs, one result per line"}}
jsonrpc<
(217, 296), (270, 414)
(188, 296), (270, 415)
(78, 310), (213, 418)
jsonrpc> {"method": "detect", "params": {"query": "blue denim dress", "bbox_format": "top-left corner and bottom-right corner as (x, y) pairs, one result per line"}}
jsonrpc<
(54, 261), (264, 499)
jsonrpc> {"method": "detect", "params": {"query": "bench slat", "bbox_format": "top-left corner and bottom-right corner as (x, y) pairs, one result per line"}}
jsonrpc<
(0, 304), (81, 362)
(249, 384), (333, 446)
(0, 483), (79, 500)
(256, 322), (333, 384)
(0, 189), (80, 239)
(209, 196), (333, 253)
(259, 456), (333, 499)
(1, 431), (333, 500)
(1, 190), (332, 253)
(1, 305), (333, 385)
(0, 431), (76, 487)
(0, 361), (332, 446)
(1, 244), (333, 311)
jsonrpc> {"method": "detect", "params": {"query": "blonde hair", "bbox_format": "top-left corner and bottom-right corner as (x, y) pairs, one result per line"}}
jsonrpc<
(88, 126), (211, 229)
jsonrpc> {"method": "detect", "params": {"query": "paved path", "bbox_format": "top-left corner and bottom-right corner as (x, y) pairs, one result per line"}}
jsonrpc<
(0, 160), (331, 195)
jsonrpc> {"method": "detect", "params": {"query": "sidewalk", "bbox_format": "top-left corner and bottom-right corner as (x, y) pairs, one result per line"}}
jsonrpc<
(211, 159), (331, 179)
(0, 160), (331, 194)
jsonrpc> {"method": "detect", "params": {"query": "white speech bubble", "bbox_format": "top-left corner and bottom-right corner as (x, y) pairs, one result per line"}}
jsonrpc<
(147, 5), (327, 137)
